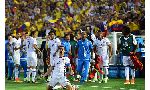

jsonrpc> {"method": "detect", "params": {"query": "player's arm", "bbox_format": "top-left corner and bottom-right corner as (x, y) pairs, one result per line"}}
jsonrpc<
(116, 37), (121, 54)
(43, 65), (54, 77)
(7, 43), (13, 56)
(132, 35), (138, 54)
(53, 38), (61, 56)
(89, 41), (94, 60)
(75, 41), (79, 58)
(108, 43), (113, 58)
(33, 44), (41, 52)
(69, 45), (72, 56)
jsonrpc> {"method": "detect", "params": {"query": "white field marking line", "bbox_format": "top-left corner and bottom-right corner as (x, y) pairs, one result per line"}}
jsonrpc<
(91, 86), (99, 87)
(102, 87), (112, 89)
(120, 88), (126, 90)
(129, 89), (137, 90)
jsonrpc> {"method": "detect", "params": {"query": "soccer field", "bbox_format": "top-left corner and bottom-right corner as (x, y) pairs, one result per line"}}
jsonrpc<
(6, 78), (145, 90)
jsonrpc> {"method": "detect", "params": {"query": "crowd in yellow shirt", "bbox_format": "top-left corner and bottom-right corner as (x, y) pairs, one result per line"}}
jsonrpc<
(5, 0), (145, 38)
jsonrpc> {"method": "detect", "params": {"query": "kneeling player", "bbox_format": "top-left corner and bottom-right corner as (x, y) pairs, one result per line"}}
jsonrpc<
(43, 46), (77, 90)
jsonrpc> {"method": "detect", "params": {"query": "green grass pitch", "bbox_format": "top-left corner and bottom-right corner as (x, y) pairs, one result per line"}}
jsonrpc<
(6, 76), (145, 90)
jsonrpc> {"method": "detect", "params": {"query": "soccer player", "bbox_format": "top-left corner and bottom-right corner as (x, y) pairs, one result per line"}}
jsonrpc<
(61, 33), (71, 57)
(43, 46), (77, 90)
(61, 34), (73, 77)
(6, 34), (15, 80)
(117, 25), (138, 84)
(13, 33), (22, 82)
(75, 31), (93, 83)
(20, 36), (27, 81)
(47, 30), (61, 67)
(26, 31), (41, 83)
(93, 31), (113, 83)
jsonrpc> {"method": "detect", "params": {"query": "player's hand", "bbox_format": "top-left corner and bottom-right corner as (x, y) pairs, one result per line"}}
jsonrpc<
(116, 50), (119, 54)
(41, 74), (45, 78)
(130, 52), (136, 55)
(109, 53), (113, 59)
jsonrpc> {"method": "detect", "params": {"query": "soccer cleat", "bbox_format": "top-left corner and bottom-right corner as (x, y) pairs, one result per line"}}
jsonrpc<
(124, 80), (130, 84)
(7, 77), (12, 80)
(15, 78), (23, 83)
(131, 79), (135, 84)
(98, 80), (103, 83)
(32, 81), (39, 84)
(103, 77), (108, 83)
(24, 78), (27, 82)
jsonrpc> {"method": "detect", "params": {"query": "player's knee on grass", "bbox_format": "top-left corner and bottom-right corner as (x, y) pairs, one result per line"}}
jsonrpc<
(47, 85), (53, 90)
(66, 85), (73, 90)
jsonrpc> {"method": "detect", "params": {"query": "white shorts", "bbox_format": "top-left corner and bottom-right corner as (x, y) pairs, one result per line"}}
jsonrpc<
(27, 52), (37, 67)
(123, 56), (134, 66)
(50, 56), (54, 66)
(13, 53), (20, 65)
(101, 55), (109, 67)
(48, 73), (70, 87)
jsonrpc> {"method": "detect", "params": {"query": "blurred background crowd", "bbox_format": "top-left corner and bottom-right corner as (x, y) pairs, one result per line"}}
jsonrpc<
(5, 0), (145, 39)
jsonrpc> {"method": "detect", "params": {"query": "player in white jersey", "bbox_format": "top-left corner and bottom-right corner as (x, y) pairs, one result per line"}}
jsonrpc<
(13, 33), (23, 82)
(47, 30), (61, 67)
(26, 31), (41, 83)
(93, 31), (113, 83)
(43, 46), (78, 90)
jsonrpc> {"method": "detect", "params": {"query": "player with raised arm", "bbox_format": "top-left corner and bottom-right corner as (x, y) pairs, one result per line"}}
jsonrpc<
(93, 31), (113, 83)
(26, 31), (41, 83)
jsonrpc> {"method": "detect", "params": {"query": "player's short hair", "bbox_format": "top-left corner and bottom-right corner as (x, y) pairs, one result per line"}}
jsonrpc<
(30, 31), (37, 36)
(122, 25), (131, 35)
(64, 33), (70, 38)
(59, 45), (65, 49)
(48, 29), (56, 35)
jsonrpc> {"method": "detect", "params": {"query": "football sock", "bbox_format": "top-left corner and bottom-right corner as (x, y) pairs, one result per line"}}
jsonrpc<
(104, 67), (108, 78)
(15, 67), (19, 79)
(27, 68), (32, 81)
(131, 69), (135, 79)
(32, 68), (36, 82)
(125, 67), (129, 80)
(100, 68), (103, 80)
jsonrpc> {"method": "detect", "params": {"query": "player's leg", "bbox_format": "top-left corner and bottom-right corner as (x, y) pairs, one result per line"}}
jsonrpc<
(60, 77), (75, 90)
(7, 60), (14, 80)
(123, 56), (130, 84)
(77, 60), (83, 81)
(20, 59), (27, 81)
(102, 55), (109, 83)
(31, 53), (38, 83)
(81, 60), (90, 82)
(47, 75), (57, 90)
(26, 57), (32, 82)
(46, 85), (53, 90)
(14, 54), (21, 82)
(129, 57), (135, 84)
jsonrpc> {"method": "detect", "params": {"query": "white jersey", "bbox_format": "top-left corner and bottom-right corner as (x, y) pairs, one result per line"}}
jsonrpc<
(26, 37), (37, 53)
(48, 38), (61, 56)
(13, 38), (21, 54)
(94, 37), (111, 55)
(52, 57), (70, 75)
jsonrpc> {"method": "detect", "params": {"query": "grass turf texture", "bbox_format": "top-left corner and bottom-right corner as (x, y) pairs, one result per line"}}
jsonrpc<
(6, 77), (145, 90)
